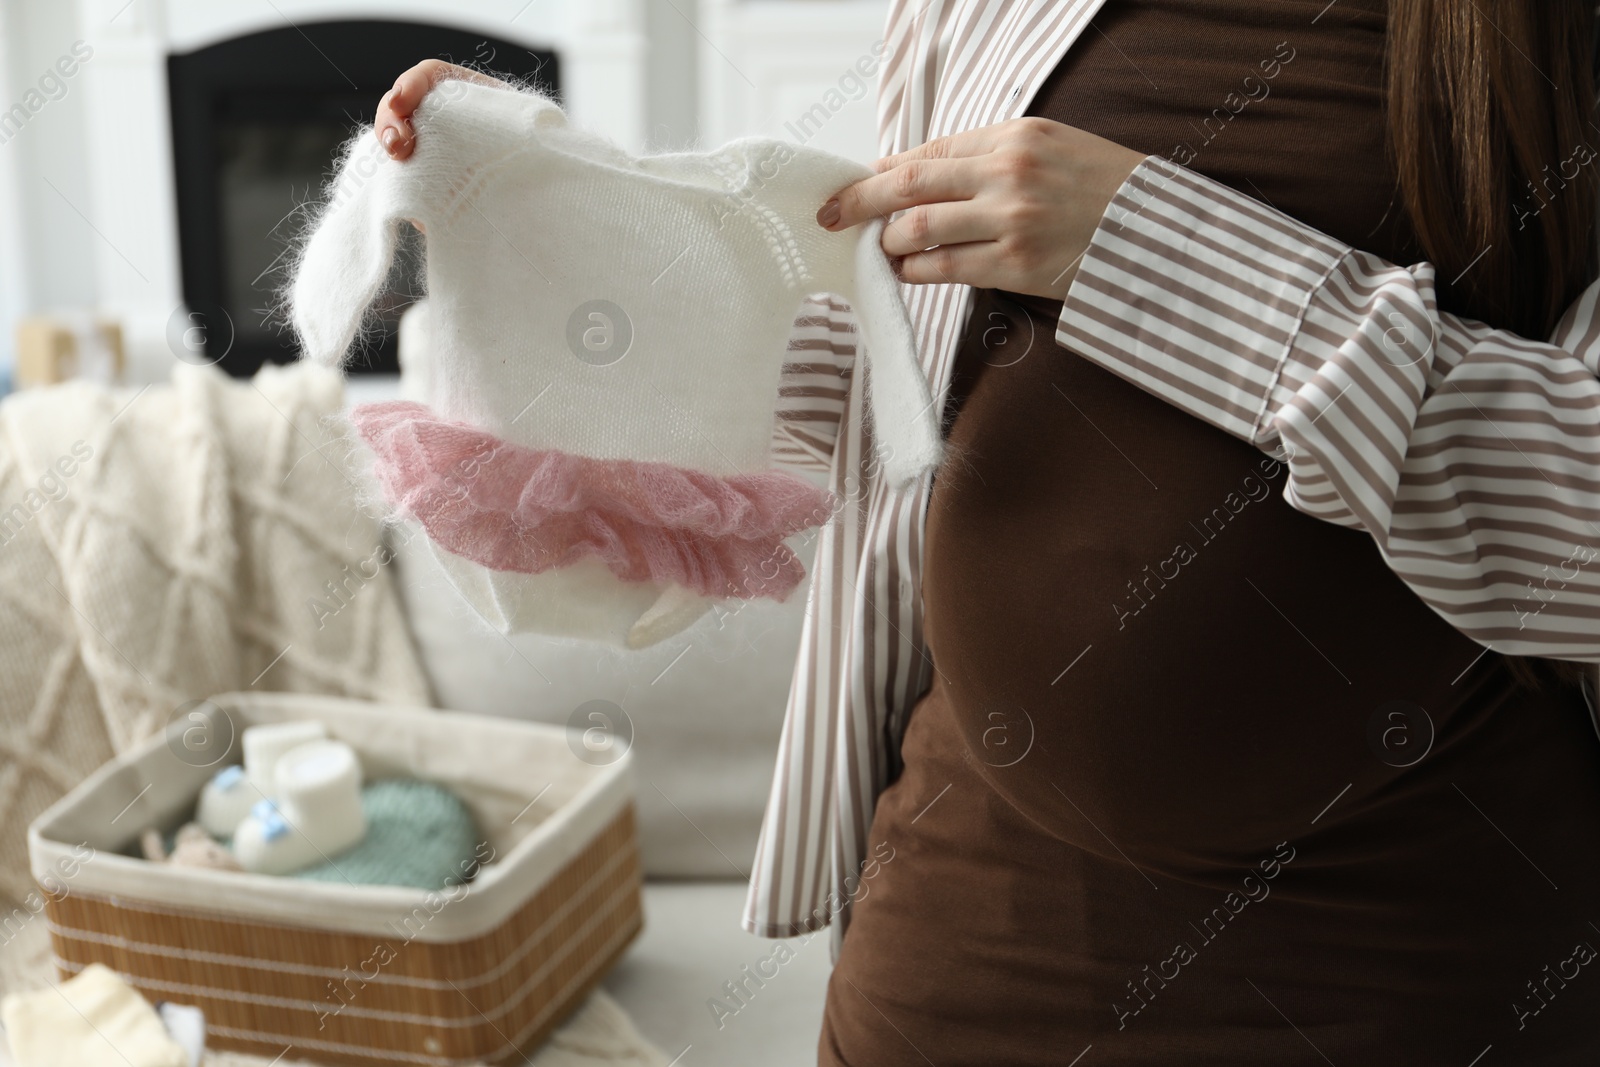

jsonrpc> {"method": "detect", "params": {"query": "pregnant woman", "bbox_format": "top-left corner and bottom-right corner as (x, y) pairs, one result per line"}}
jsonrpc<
(378, 1), (1600, 1061)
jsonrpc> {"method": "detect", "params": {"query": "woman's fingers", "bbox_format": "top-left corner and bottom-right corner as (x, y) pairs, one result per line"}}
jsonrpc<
(374, 88), (409, 157)
(377, 61), (506, 160)
(827, 115), (1143, 296)
(819, 155), (981, 231)
(895, 239), (1005, 288)
(878, 200), (996, 257)
(377, 61), (449, 159)
(872, 126), (1004, 173)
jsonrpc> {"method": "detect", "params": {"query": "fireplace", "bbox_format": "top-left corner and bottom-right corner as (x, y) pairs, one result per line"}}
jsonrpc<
(167, 20), (557, 376)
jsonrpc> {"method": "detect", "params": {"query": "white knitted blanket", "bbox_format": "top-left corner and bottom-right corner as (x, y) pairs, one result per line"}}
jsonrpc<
(0, 362), (665, 1066)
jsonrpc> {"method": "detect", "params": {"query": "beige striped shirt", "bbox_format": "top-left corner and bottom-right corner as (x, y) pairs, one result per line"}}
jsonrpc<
(747, 0), (1600, 949)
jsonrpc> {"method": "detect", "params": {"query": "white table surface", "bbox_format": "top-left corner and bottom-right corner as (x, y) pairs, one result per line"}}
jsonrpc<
(605, 881), (833, 1067)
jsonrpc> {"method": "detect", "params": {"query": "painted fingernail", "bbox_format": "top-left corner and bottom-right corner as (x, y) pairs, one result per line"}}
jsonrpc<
(381, 127), (400, 151)
(817, 199), (841, 229)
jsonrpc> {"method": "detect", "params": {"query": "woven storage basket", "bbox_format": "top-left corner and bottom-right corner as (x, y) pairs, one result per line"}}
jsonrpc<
(27, 691), (644, 1067)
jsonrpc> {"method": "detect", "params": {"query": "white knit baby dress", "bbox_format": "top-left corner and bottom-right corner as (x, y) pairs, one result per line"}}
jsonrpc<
(290, 80), (943, 648)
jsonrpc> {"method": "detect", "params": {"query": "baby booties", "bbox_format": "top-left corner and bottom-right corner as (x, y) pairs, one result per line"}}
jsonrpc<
(289, 79), (943, 647)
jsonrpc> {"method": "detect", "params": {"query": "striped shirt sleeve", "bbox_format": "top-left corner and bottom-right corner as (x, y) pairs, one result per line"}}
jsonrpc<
(771, 295), (859, 472)
(1060, 155), (1600, 663)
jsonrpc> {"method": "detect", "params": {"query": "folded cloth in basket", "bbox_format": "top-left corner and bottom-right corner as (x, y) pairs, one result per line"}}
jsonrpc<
(288, 78), (943, 647)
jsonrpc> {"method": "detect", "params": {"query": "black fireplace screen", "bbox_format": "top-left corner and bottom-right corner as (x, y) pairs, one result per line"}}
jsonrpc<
(168, 20), (559, 376)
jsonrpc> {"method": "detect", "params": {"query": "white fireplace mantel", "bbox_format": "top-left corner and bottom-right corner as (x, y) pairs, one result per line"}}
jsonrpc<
(72, 0), (647, 381)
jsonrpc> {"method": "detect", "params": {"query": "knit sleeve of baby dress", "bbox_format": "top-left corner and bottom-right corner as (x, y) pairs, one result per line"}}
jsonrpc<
(287, 81), (565, 368)
(730, 139), (945, 490)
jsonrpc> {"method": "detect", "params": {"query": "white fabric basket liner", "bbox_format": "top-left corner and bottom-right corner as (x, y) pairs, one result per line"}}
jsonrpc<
(28, 691), (634, 943)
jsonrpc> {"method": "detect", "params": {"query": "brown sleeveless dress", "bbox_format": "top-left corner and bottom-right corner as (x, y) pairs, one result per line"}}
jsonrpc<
(819, 1), (1600, 1064)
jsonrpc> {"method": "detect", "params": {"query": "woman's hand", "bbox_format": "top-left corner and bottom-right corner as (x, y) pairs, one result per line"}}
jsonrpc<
(817, 117), (1145, 298)
(375, 59), (508, 160)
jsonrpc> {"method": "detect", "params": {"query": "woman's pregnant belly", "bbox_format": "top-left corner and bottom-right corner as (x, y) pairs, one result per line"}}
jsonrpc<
(818, 289), (1600, 1066)
(921, 290), (1490, 869)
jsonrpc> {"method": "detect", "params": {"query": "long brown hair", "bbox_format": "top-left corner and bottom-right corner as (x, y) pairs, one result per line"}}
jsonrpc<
(1387, 0), (1599, 688)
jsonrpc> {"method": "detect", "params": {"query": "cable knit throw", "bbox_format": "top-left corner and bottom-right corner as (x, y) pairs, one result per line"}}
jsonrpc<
(0, 363), (430, 911)
(289, 79), (943, 648)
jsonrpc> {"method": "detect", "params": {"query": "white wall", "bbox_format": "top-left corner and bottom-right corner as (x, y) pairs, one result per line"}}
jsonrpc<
(0, 3), (16, 378)
(698, 0), (888, 165)
(0, 0), (99, 377)
(643, 0), (698, 150)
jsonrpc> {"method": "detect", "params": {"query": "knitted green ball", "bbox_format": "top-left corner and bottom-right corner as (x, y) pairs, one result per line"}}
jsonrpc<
(295, 778), (481, 891)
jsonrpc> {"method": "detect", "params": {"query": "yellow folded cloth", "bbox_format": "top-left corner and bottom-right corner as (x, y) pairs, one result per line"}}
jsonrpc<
(1, 963), (186, 1067)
